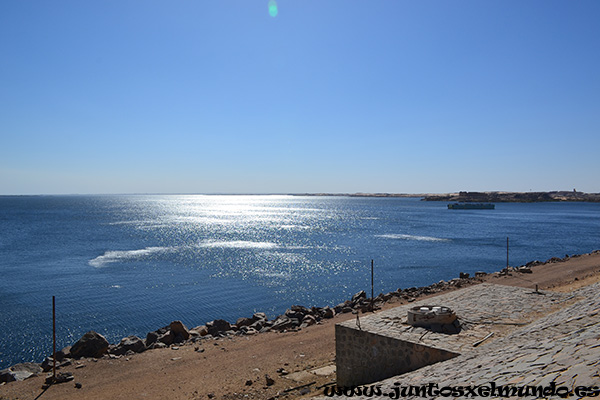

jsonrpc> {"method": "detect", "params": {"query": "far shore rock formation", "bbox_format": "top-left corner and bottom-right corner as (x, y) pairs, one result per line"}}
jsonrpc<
(422, 190), (600, 203)
(295, 191), (600, 202)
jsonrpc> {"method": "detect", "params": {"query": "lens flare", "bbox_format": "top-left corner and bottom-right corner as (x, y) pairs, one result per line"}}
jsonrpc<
(268, 0), (278, 17)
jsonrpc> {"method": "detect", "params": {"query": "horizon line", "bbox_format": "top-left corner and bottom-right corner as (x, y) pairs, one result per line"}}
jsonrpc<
(0, 190), (597, 197)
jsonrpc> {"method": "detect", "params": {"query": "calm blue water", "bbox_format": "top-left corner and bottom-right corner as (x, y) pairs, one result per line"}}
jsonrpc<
(1, 195), (599, 369)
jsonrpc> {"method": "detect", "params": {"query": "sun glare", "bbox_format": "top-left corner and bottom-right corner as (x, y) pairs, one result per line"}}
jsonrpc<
(268, 0), (278, 17)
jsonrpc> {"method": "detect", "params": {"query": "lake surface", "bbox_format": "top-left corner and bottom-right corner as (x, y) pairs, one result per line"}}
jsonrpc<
(1, 195), (599, 368)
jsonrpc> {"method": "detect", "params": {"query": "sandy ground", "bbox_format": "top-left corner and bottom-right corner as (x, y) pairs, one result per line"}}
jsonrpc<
(1, 252), (599, 400)
(481, 251), (600, 291)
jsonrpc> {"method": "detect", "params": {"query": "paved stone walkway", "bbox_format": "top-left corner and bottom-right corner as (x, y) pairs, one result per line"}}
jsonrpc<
(339, 283), (572, 354)
(320, 283), (600, 399)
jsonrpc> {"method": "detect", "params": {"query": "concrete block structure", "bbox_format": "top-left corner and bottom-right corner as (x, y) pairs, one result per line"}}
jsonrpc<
(336, 324), (459, 387)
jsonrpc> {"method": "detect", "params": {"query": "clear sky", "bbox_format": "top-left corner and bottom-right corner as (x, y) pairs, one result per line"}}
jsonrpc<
(1, 1), (599, 195)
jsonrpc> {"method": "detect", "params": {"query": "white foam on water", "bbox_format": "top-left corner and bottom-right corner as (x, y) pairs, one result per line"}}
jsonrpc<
(89, 246), (171, 268)
(107, 220), (149, 226)
(377, 234), (451, 242)
(171, 216), (235, 225)
(198, 240), (280, 249)
(278, 224), (311, 230)
(263, 251), (309, 264)
(261, 271), (291, 279)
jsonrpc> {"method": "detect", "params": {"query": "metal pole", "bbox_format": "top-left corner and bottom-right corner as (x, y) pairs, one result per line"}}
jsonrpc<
(52, 296), (56, 381)
(506, 237), (509, 269)
(371, 259), (374, 301)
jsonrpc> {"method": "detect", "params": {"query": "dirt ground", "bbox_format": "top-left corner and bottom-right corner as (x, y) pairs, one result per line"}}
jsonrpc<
(481, 251), (600, 291)
(1, 252), (599, 400)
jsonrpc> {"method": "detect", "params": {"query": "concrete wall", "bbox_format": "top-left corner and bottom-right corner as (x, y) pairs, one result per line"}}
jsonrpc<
(335, 324), (459, 387)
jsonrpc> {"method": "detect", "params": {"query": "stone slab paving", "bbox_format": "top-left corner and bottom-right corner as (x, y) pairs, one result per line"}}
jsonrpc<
(320, 283), (600, 399)
(339, 283), (572, 354)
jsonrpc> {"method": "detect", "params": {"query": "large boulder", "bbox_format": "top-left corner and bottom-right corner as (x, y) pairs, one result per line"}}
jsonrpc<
(335, 300), (353, 313)
(206, 319), (231, 336)
(56, 346), (71, 362)
(244, 327), (258, 335)
(321, 306), (335, 319)
(351, 290), (367, 303)
(190, 325), (209, 337)
(249, 320), (264, 331)
(70, 331), (110, 358)
(287, 305), (309, 319)
(169, 320), (190, 342)
(40, 357), (57, 373)
(284, 309), (304, 320)
(382, 292), (394, 301)
(291, 305), (310, 314)
(0, 362), (43, 382)
(0, 368), (16, 383)
(146, 331), (160, 346)
(146, 326), (174, 346)
(236, 317), (254, 328)
(252, 312), (267, 322)
(111, 335), (146, 355)
(301, 314), (317, 327)
(270, 316), (299, 331)
(158, 331), (175, 346)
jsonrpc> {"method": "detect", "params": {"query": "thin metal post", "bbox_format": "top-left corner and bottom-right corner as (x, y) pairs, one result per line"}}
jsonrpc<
(52, 296), (56, 381)
(371, 259), (374, 302)
(506, 237), (509, 269)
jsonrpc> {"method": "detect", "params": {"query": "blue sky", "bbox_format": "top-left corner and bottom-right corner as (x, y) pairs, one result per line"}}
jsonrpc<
(1, 1), (599, 194)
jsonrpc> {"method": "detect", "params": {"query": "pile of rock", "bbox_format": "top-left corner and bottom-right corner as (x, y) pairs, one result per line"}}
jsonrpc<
(145, 320), (191, 350)
(189, 307), (334, 338)
(40, 346), (74, 372)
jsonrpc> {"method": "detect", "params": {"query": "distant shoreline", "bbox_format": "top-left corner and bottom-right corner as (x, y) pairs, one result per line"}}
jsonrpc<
(294, 191), (600, 203)
(2, 191), (600, 202)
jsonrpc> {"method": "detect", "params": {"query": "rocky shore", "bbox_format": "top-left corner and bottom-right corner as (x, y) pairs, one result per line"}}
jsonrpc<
(0, 275), (476, 384)
(3, 250), (598, 387)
